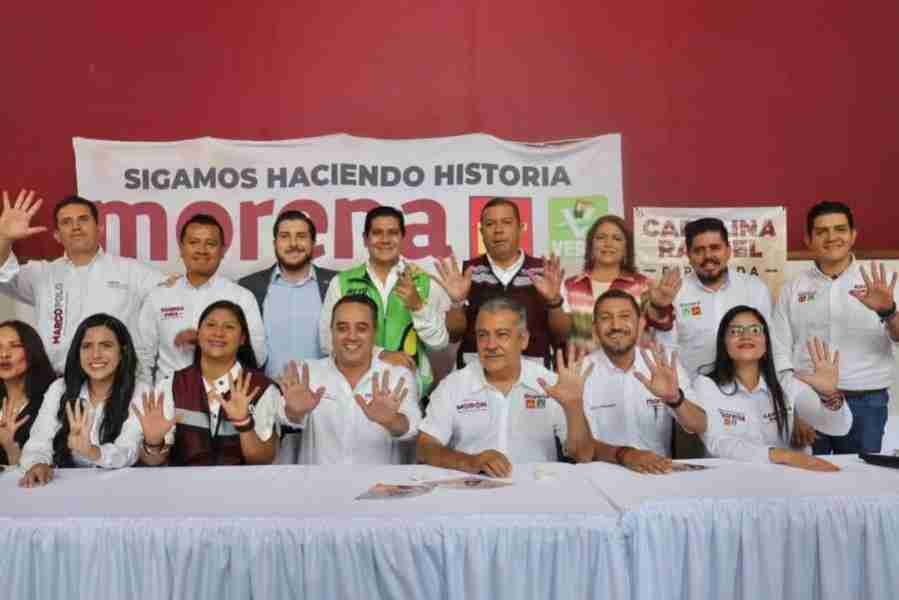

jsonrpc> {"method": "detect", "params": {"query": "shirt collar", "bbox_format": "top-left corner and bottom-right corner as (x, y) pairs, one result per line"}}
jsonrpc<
(469, 357), (542, 394)
(271, 264), (316, 285)
(63, 247), (104, 267)
(686, 268), (732, 293)
(203, 362), (243, 394)
(182, 272), (221, 291)
(366, 258), (406, 281)
(735, 375), (769, 395)
(812, 254), (856, 281)
(590, 347), (641, 374)
(486, 250), (525, 274)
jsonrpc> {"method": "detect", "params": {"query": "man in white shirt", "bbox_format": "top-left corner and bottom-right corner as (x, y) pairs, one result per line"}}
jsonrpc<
(319, 206), (450, 395)
(583, 289), (707, 462)
(135, 214), (265, 384)
(279, 294), (421, 464)
(0, 190), (166, 372)
(771, 201), (899, 454)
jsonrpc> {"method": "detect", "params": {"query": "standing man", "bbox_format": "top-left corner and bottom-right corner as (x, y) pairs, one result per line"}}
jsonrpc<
(437, 197), (569, 367)
(239, 210), (336, 463)
(318, 206), (450, 395)
(0, 190), (166, 372)
(772, 201), (899, 454)
(135, 214), (265, 384)
(279, 294), (421, 465)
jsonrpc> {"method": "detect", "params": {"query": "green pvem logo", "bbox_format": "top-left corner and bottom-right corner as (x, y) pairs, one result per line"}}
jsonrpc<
(548, 195), (610, 262)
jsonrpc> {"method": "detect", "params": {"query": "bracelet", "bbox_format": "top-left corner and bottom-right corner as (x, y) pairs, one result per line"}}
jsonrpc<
(450, 299), (467, 310)
(142, 442), (170, 456)
(649, 301), (673, 313)
(819, 390), (845, 410)
(233, 416), (256, 433)
(878, 302), (897, 322)
(614, 446), (635, 465)
(546, 297), (564, 310)
(664, 388), (686, 410)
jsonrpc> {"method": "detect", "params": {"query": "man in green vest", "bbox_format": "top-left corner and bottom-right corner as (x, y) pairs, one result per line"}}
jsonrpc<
(318, 206), (450, 396)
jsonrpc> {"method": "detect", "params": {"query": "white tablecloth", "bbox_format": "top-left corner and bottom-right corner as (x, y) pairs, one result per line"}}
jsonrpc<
(0, 463), (627, 600)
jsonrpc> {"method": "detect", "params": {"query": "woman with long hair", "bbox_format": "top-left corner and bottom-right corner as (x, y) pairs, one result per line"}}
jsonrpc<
(0, 320), (56, 467)
(562, 214), (678, 351)
(18, 314), (149, 486)
(137, 300), (281, 466)
(695, 305), (852, 470)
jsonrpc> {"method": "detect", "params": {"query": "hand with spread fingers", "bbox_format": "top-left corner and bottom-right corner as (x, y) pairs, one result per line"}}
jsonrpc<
(538, 344), (594, 411)
(634, 344), (681, 405)
(0, 398), (30, 453)
(65, 399), (99, 460)
(355, 370), (409, 434)
(18, 463), (53, 488)
(794, 337), (840, 400)
(378, 350), (416, 372)
(431, 254), (473, 303)
(531, 253), (566, 304)
(647, 267), (682, 309)
(134, 390), (175, 446)
(0, 189), (47, 243)
(174, 329), (199, 350)
(219, 371), (261, 422)
(849, 261), (897, 314)
(618, 447), (673, 474)
(278, 360), (325, 421)
(468, 449), (512, 478)
(394, 268), (425, 312)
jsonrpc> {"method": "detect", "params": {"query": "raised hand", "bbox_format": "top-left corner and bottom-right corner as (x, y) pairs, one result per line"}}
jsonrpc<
(431, 254), (473, 303)
(355, 370), (409, 430)
(647, 267), (682, 309)
(634, 345), (681, 405)
(219, 371), (261, 422)
(65, 399), (98, 459)
(0, 189), (47, 242)
(0, 398), (30, 451)
(133, 389), (175, 445)
(394, 268), (424, 311)
(531, 253), (566, 304)
(618, 447), (673, 474)
(538, 344), (594, 411)
(794, 337), (840, 398)
(278, 360), (325, 420)
(850, 261), (897, 314)
(174, 329), (198, 350)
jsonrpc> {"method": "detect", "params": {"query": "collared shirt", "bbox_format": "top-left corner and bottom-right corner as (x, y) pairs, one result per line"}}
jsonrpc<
(696, 373), (852, 463)
(0, 249), (165, 372)
(419, 359), (567, 463)
(581, 348), (695, 457)
(136, 273), (267, 384)
(318, 259), (451, 355)
(297, 349), (421, 465)
(263, 266), (323, 379)
(486, 250), (526, 287)
(156, 362), (280, 445)
(18, 378), (149, 471)
(659, 270), (772, 380)
(771, 259), (899, 390)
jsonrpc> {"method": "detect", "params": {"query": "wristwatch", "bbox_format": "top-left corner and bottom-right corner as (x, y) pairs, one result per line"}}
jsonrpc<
(665, 388), (686, 409)
(877, 302), (897, 323)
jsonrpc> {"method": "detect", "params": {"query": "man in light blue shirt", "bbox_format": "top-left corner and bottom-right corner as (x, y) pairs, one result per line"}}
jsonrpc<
(239, 210), (336, 462)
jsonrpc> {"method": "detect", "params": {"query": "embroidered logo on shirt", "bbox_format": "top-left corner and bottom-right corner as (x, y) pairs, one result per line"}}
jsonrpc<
(679, 301), (702, 318)
(160, 305), (185, 320)
(797, 291), (817, 304)
(456, 399), (488, 413)
(106, 280), (128, 290)
(761, 410), (778, 423)
(718, 408), (747, 426)
(645, 397), (662, 409)
(525, 394), (547, 409)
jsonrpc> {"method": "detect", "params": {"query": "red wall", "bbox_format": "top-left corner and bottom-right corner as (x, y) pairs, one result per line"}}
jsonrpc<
(3, 1), (897, 259)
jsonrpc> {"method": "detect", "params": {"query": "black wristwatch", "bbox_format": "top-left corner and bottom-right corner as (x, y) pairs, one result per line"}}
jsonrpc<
(877, 302), (897, 323)
(665, 388), (686, 410)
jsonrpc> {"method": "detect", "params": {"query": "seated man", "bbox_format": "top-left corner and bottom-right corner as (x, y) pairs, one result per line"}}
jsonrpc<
(279, 294), (421, 464)
(417, 296), (668, 476)
(581, 289), (707, 472)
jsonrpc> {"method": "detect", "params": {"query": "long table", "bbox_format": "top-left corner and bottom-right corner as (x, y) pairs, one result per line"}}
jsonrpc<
(2, 457), (898, 600)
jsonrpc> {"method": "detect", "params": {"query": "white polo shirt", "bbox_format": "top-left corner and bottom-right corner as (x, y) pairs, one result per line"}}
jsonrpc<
(581, 348), (694, 457)
(297, 350), (421, 465)
(418, 359), (567, 463)
(659, 270), (772, 380)
(136, 273), (267, 384)
(696, 373), (852, 463)
(771, 259), (899, 390)
(0, 249), (165, 372)
(19, 378), (150, 471)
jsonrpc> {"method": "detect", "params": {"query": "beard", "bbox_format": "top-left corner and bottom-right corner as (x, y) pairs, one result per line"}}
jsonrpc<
(599, 331), (636, 357)
(277, 251), (312, 273)
(695, 263), (726, 286)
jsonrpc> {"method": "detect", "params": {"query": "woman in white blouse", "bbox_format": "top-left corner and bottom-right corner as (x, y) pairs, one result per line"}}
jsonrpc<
(18, 313), (148, 486)
(695, 305), (852, 471)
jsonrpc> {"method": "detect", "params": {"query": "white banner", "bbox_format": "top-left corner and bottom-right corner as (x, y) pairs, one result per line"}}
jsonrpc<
(633, 206), (787, 298)
(73, 133), (623, 278)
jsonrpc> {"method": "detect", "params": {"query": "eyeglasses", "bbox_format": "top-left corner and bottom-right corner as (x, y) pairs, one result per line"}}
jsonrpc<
(726, 324), (765, 338)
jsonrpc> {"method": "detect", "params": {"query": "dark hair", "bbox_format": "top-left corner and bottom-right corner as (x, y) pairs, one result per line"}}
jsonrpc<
(702, 305), (788, 441)
(273, 210), (317, 242)
(331, 294), (379, 328)
(685, 218), (729, 251)
(53, 195), (99, 226)
(53, 314), (137, 467)
(582, 214), (636, 274)
(179, 213), (225, 244)
(593, 288), (641, 320)
(194, 301), (259, 369)
(806, 201), (854, 236)
(479, 197), (521, 223)
(0, 320), (56, 465)
(363, 206), (405, 237)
